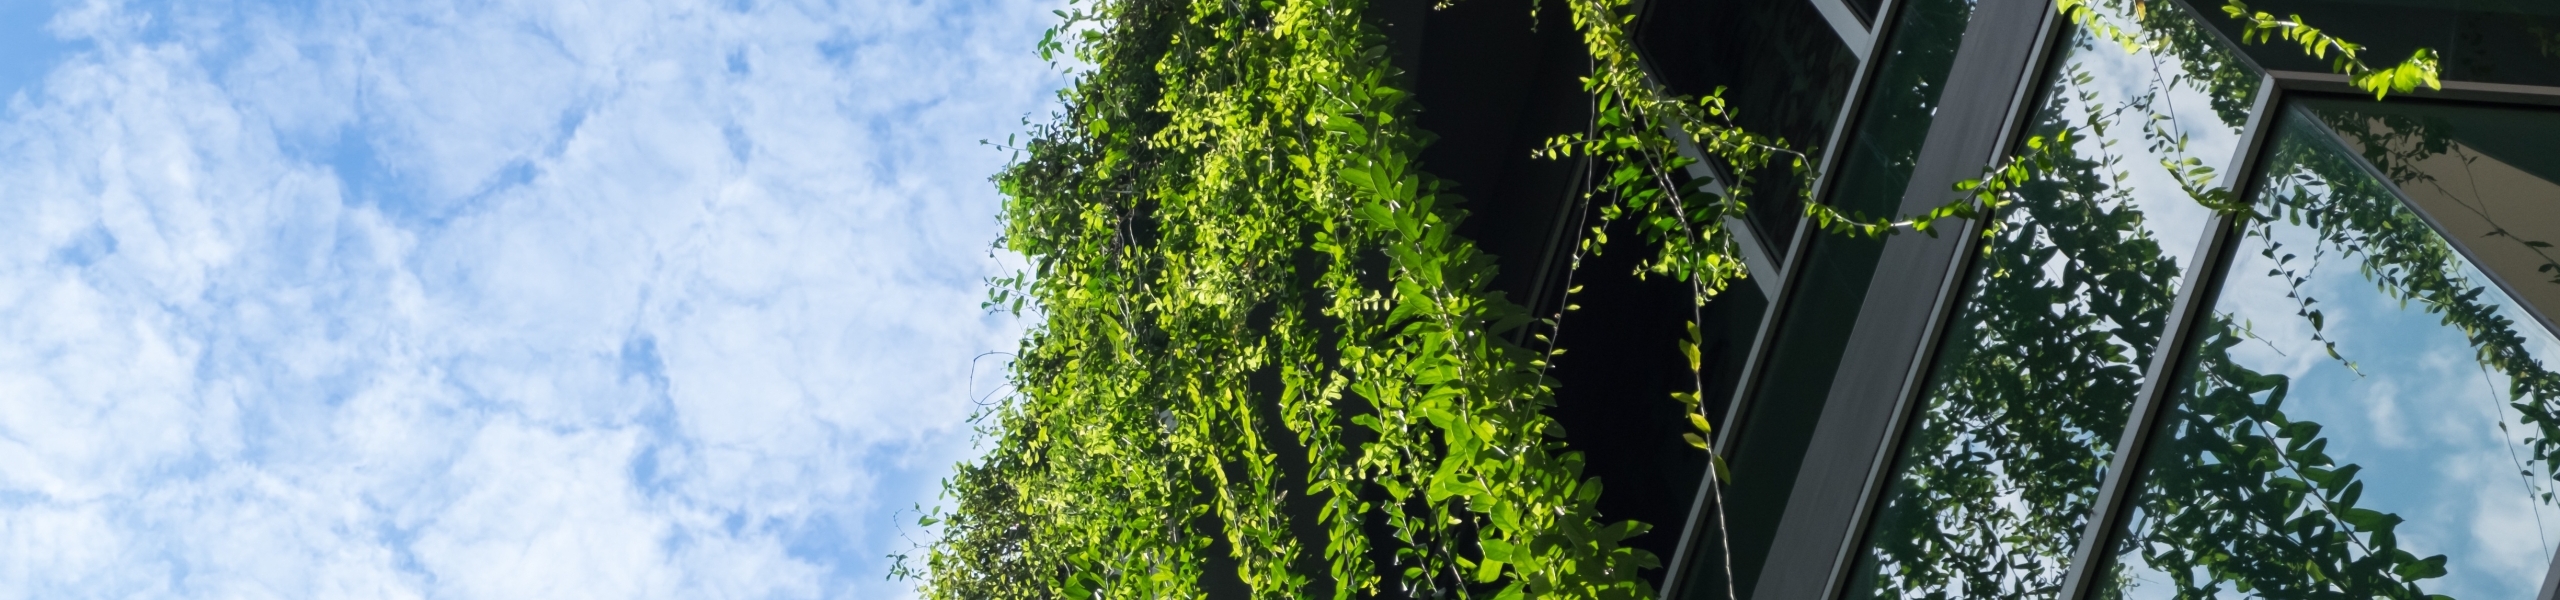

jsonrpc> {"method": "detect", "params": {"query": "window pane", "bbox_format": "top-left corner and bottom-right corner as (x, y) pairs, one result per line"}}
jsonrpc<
(1638, 0), (1862, 250)
(1680, 0), (1975, 596)
(2101, 103), (2560, 599)
(1838, 2), (2262, 597)
(1541, 228), (1771, 583)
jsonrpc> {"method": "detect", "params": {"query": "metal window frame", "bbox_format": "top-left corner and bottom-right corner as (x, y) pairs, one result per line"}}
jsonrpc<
(1656, 0), (1901, 593)
(1741, 0), (2067, 596)
(1636, 0), (2560, 596)
(1696, 0), (2560, 596)
(1812, 5), (2073, 597)
(2049, 71), (2283, 600)
(2544, 552), (2560, 600)
(1712, 0), (1902, 456)
(2288, 90), (2560, 366)
(1807, 0), (1876, 61)
(2057, 77), (2560, 600)
(1545, 0), (2560, 595)
(2266, 70), (2560, 109)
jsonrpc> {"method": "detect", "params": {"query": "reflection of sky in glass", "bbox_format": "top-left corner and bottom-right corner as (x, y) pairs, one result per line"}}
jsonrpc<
(1839, 1), (2259, 596)
(2061, 26), (2244, 267)
(2110, 107), (2560, 600)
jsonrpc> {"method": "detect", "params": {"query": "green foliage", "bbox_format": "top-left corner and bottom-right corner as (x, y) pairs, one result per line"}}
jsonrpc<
(913, 0), (1667, 597)
(2128, 315), (2456, 599)
(2114, 128), (2477, 597)
(2062, 0), (2444, 102)
(2218, 0), (2442, 99)
(2255, 105), (2560, 486)
(904, 0), (2478, 597)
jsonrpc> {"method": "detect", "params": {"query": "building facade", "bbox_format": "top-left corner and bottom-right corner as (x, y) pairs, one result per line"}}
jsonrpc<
(1396, 0), (2560, 597)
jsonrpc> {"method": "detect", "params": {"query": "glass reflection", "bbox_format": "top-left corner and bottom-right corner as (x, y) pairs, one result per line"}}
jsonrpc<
(1690, 0), (1974, 596)
(1840, 1), (2260, 597)
(1638, 0), (1861, 249)
(2297, 97), (2560, 335)
(2102, 104), (2560, 599)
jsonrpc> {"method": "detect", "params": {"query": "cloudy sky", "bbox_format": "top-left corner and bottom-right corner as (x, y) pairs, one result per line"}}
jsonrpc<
(0, 0), (1060, 597)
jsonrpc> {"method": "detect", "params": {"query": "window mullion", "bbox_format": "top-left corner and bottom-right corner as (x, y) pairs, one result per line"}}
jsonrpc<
(1804, 0), (1875, 61)
(1811, 2), (2074, 597)
(2055, 72), (2283, 600)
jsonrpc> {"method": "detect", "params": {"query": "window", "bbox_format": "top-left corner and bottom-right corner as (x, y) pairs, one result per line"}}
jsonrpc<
(1683, 0), (1978, 596)
(1841, 3), (2261, 596)
(2098, 99), (2560, 599)
(1638, 0), (1862, 250)
(1628, 1), (2560, 598)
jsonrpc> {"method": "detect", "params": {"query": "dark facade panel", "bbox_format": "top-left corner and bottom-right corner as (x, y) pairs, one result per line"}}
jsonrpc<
(2184, 0), (2560, 89)
(1401, 0), (1733, 584)
(1410, 0), (1591, 309)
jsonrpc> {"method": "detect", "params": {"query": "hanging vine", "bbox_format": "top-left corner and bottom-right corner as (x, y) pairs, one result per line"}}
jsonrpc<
(894, 0), (2466, 598)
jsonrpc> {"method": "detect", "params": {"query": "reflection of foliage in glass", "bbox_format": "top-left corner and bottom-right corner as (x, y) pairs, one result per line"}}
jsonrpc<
(2111, 318), (2451, 598)
(2103, 108), (2560, 599)
(2303, 103), (2560, 287)
(2264, 101), (2560, 485)
(2062, 0), (2441, 101)
(1840, 1), (2254, 596)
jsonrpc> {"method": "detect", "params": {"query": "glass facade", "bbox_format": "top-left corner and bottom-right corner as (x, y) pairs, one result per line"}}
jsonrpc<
(1846, 0), (1886, 27)
(1609, 0), (2560, 598)
(1842, 3), (2259, 596)
(2100, 101), (2560, 599)
(1701, 0), (1977, 596)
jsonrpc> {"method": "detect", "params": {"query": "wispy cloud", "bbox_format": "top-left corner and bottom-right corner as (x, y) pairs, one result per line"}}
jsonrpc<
(0, 0), (1059, 597)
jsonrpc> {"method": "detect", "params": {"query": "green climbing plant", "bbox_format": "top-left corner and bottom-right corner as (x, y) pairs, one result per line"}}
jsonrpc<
(896, 0), (2489, 598)
(2219, 0), (2440, 99)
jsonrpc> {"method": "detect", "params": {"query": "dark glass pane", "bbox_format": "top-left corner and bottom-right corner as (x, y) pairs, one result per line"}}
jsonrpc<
(1638, 0), (1861, 251)
(1680, 0), (1975, 596)
(2101, 103), (2560, 599)
(1815, 0), (1972, 219)
(1837, 2), (2263, 597)
(2198, 0), (2560, 88)
(1541, 214), (1770, 584)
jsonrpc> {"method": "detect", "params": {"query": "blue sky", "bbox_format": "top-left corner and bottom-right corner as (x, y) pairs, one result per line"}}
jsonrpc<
(0, 0), (1060, 597)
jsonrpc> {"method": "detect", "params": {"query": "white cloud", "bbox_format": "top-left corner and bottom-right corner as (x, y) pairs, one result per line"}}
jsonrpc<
(0, 0), (1059, 597)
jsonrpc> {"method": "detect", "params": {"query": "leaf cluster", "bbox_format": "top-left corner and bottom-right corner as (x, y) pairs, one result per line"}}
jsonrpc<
(911, 0), (1669, 597)
(2218, 0), (2442, 99)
